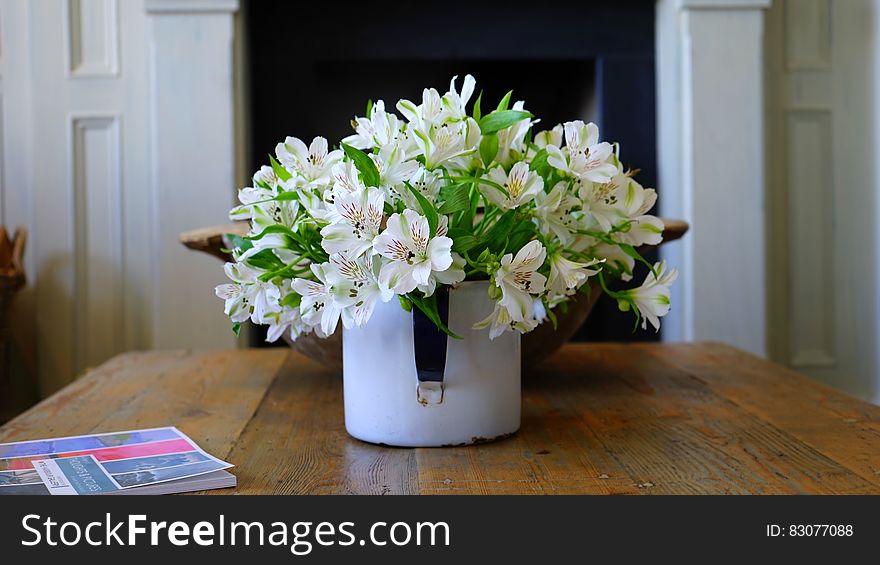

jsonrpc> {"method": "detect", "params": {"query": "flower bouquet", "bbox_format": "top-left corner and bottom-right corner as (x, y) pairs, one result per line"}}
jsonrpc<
(216, 75), (677, 446)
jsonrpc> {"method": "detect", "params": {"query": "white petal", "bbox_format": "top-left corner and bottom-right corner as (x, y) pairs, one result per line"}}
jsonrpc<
(427, 236), (454, 272)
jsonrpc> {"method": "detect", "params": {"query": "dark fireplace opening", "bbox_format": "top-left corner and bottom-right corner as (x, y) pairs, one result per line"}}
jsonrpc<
(244, 1), (657, 344)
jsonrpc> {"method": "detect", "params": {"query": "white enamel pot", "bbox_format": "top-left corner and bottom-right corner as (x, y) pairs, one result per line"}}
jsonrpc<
(342, 281), (521, 447)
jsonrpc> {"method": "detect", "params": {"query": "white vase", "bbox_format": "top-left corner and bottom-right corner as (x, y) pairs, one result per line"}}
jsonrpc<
(342, 281), (521, 447)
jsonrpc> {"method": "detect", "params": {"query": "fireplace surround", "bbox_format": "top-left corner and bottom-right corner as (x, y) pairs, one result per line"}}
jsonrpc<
(244, 0), (659, 343)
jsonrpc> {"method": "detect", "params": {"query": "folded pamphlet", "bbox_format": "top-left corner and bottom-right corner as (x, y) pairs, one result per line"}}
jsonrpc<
(0, 427), (235, 495)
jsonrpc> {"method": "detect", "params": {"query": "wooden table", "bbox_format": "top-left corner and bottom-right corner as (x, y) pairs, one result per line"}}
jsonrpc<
(2, 343), (879, 494)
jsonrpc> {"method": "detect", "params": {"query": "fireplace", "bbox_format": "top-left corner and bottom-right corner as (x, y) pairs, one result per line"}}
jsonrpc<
(244, 0), (658, 342)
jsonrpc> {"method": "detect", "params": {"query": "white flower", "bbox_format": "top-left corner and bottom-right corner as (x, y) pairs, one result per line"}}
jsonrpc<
(579, 172), (629, 232)
(320, 187), (384, 257)
(547, 253), (603, 297)
(214, 263), (278, 323)
(373, 209), (455, 295)
(395, 166), (442, 209)
(409, 118), (481, 170)
(292, 263), (346, 336)
(439, 74), (476, 123)
(616, 215), (664, 247)
(342, 100), (403, 150)
(253, 165), (280, 188)
(614, 177), (663, 247)
(330, 160), (365, 194)
(533, 124), (563, 149)
(275, 136), (342, 184)
(485, 162), (544, 210)
(397, 87), (443, 130)
(493, 240), (547, 322)
(294, 186), (336, 223)
(593, 242), (636, 282)
(326, 252), (391, 328)
(546, 120), (619, 183)
(533, 181), (581, 244)
(215, 283), (256, 323)
(232, 188), (298, 232)
(416, 251), (465, 297)
(623, 261), (679, 331)
(474, 301), (540, 339)
(229, 166), (291, 225)
(264, 307), (304, 343)
(371, 142), (419, 191)
(496, 101), (535, 166)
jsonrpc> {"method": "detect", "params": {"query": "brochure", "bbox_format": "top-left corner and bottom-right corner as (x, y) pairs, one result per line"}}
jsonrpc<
(0, 427), (235, 495)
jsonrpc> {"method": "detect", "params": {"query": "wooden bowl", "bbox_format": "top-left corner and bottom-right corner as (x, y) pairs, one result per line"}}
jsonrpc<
(181, 219), (688, 372)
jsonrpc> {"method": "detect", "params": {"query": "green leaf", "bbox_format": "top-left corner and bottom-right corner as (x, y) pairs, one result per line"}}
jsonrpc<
(366, 99), (374, 117)
(505, 224), (537, 254)
(272, 191), (299, 201)
(438, 184), (470, 215)
(529, 148), (551, 177)
(479, 110), (532, 135)
(442, 175), (510, 198)
(280, 293), (302, 309)
(245, 224), (296, 241)
(619, 243), (658, 278)
(451, 235), (479, 254)
(231, 322), (241, 337)
(398, 295), (413, 313)
(226, 234), (253, 252)
(408, 292), (461, 339)
(484, 210), (517, 251)
(446, 226), (471, 239)
(472, 90), (483, 121)
(479, 133), (499, 167)
(246, 249), (285, 271)
(341, 142), (380, 187)
(269, 155), (292, 182)
(407, 182), (439, 237)
(497, 90), (513, 112)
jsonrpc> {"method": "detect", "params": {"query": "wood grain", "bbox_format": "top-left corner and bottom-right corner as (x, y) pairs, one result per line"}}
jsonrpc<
(0, 349), (287, 460)
(2, 343), (879, 495)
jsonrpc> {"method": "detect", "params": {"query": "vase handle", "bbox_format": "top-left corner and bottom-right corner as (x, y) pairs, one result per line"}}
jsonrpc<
(412, 286), (449, 405)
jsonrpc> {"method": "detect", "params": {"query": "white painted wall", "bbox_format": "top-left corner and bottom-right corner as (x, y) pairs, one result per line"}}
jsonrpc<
(656, 0), (770, 357)
(0, 0), (239, 395)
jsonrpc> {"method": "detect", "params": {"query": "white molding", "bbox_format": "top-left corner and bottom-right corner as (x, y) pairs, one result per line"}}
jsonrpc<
(145, 0), (238, 14)
(783, 0), (831, 71)
(146, 8), (237, 349)
(63, 0), (120, 78)
(657, 0), (769, 356)
(784, 109), (835, 369)
(69, 113), (123, 372)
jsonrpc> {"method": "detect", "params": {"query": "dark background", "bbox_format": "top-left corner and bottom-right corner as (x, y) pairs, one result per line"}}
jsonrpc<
(245, 1), (657, 342)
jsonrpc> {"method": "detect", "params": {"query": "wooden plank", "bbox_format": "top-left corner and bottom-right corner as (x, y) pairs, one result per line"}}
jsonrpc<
(644, 342), (880, 489)
(220, 352), (420, 495)
(3, 343), (880, 495)
(0, 349), (286, 460)
(531, 344), (878, 494)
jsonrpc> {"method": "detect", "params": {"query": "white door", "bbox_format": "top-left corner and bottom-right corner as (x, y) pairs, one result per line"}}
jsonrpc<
(766, 0), (880, 402)
(1, 0), (240, 395)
